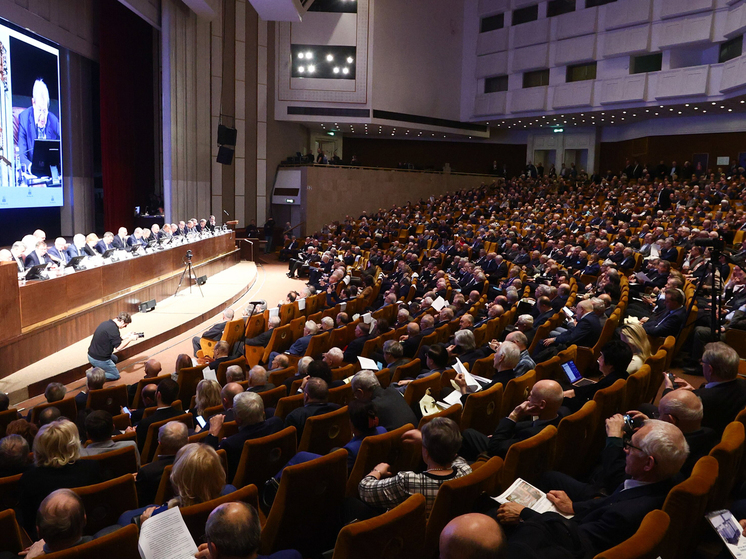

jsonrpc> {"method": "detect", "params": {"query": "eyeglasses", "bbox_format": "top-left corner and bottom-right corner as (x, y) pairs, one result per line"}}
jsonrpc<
(623, 439), (645, 453)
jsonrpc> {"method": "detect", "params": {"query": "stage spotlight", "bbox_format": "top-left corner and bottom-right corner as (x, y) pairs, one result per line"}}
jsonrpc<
(308, 65), (316, 73)
(326, 54), (334, 61)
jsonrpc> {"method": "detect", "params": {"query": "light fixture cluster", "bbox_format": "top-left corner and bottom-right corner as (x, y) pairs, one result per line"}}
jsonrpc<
(292, 45), (356, 79)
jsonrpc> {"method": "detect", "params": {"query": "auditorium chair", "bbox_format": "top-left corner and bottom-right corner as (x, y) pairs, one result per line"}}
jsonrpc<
(587, 378), (627, 463)
(0, 472), (23, 512)
(30, 397), (77, 424)
(414, 332), (438, 360)
(216, 355), (248, 385)
(360, 336), (381, 359)
(131, 373), (171, 409)
(331, 494), (427, 559)
(623, 365), (651, 412)
(141, 399), (183, 419)
(660, 455), (719, 559)
(85, 384), (128, 416)
(423, 456), (504, 559)
(499, 425), (557, 491)
(289, 378), (303, 394)
(329, 325), (351, 352)
(375, 367), (391, 388)
(345, 423), (416, 497)
(403, 372), (441, 408)
(553, 400), (597, 478)
(725, 328), (746, 359)
(439, 369), (457, 392)
(256, 324), (293, 366)
(593, 510), (670, 559)
(0, 408), (20, 437)
(672, 303), (698, 359)
(390, 358), (421, 384)
(527, 322), (554, 355)
(42, 525), (139, 559)
(181, 484), (259, 542)
(500, 370), (536, 418)
(273, 393), (305, 421)
(459, 382), (503, 435)
(244, 313), (265, 339)
(260, 449), (348, 557)
(0, 509), (24, 555)
(267, 365), (297, 387)
(177, 364), (205, 403)
(258, 384), (287, 409)
(332, 363), (355, 382)
(707, 421), (745, 511)
(199, 403), (226, 422)
(197, 318), (246, 359)
(304, 331), (330, 358)
(298, 406), (352, 455)
(141, 413), (194, 464)
(328, 383), (353, 406)
(289, 316), (306, 343)
(469, 354), (495, 380)
(232, 427), (297, 488)
(418, 404), (462, 430)
(642, 348), (667, 404)
(72, 474), (138, 536)
(534, 355), (561, 382)
(472, 324), (488, 348)
(80, 445), (139, 480)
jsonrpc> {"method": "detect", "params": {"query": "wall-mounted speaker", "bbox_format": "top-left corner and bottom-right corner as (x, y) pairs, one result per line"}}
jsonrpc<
(217, 124), (237, 146)
(217, 146), (234, 165)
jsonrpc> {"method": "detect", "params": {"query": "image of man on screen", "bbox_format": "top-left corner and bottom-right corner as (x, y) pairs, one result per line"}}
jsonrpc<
(17, 78), (60, 169)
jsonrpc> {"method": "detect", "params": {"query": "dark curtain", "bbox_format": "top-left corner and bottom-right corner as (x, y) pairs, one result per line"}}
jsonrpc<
(99, 0), (156, 232)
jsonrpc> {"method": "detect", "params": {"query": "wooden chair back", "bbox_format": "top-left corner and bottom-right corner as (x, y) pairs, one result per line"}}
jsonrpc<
(42, 524), (139, 559)
(216, 355), (248, 386)
(305, 331), (331, 358)
(177, 365), (205, 404)
(554, 401), (597, 478)
(391, 358), (421, 384)
(261, 324), (294, 365)
(623, 365), (651, 412)
(0, 509), (25, 555)
(499, 425), (557, 491)
(403, 372), (441, 407)
(267, 365), (298, 387)
(328, 383), (354, 406)
(418, 404), (462, 430)
(470, 354), (495, 380)
(332, 363), (356, 382)
(500, 370), (536, 418)
(274, 393), (305, 421)
(30, 397), (77, 424)
(643, 349), (667, 403)
(592, 510), (670, 559)
(131, 374), (171, 409)
(708, 421), (746, 511)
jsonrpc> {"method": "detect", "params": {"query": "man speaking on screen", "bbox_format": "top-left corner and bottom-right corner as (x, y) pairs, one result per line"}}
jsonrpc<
(18, 78), (60, 169)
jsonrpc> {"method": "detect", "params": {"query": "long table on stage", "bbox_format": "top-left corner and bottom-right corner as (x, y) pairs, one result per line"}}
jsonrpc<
(0, 232), (238, 380)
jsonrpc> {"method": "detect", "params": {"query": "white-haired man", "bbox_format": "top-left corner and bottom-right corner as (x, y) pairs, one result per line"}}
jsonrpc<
(18, 78), (60, 168)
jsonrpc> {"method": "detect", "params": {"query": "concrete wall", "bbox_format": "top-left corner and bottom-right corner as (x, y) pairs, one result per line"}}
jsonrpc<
(304, 166), (495, 234)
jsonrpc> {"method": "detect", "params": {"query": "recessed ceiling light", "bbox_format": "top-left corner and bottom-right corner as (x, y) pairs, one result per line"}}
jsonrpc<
(305, 51), (313, 59)
(333, 67), (339, 73)
(326, 54), (334, 61)
(298, 53), (304, 59)
(347, 57), (354, 64)
(298, 66), (305, 73)
(342, 67), (349, 74)
(307, 65), (315, 73)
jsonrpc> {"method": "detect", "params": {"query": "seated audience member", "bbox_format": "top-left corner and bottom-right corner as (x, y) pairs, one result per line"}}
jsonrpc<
(0, 434), (31, 477)
(357, 418), (471, 516)
(127, 359), (162, 405)
(80, 410), (141, 467)
(3, 489), (90, 559)
(242, 316), (280, 352)
(0, 392), (9, 412)
(19, 419), (103, 536)
(453, 341), (521, 403)
(449, 329), (489, 368)
(75, 367), (106, 411)
(620, 323), (652, 374)
(6, 419), (38, 448)
(45, 382), (66, 404)
(133, 379), (181, 451)
(505, 331), (535, 376)
(460, 380), (564, 460)
(439, 513), (507, 559)
(400, 322), (423, 359)
(536, 299), (600, 359)
(171, 353), (194, 382)
(225, 365), (246, 383)
(270, 353), (290, 372)
(207, 341), (233, 371)
(135, 421), (188, 507)
(351, 370), (418, 431)
(322, 347), (345, 370)
(641, 288), (687, 339)
(194, 502), (302, 559)
(283, 356), (314, 394)
(246, 365), (275, 393)
(563, 340), (632, 413)
(284, 377), (340, 442)
(206, 391), (283, 481)
(37, 407), (62, 426)
(192, 308), (235, 357)
(191, 379), (222, 424)
(496, 420), (688, 559)
(662, 341), (746, 434)
(119, 443), (234, 527)
(344, 322), (373, 364)
(380, 340), (409, 376)
(130, 384), (158, 424)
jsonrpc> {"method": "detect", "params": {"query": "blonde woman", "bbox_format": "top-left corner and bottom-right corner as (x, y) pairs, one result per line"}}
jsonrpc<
(620, 322), (652, 374)
(118, 443), (234, 526)
(19, 419), (103, 535)
(192, 379), (222, 421)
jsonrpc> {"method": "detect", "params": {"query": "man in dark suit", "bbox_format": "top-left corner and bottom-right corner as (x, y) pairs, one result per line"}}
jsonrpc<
(460, 379), (564, 460)
(94, 232), (115, 255)
(205, 391), (283, 481)
(351, 370), (418, 432)
(663, 342), (746, 434)
(17, 79), (61, 168)
(497, 420), (689, 559)
(133, 379), (181, 451)
(400, 322), (423, 359)
(192, 308), (234, 356)
(642, 288), (686, 339)
(46, 238), (69, 266)
(10, 241), (26, 272)
(112, 227), (129, 250)
(284, 378), (340, 442)
(537, 299), (601, 357)
(343, 322), (373, 364)
(135, 420), (188, 506)
(24, 240), (53, 268)
(246, 365), (276, 394)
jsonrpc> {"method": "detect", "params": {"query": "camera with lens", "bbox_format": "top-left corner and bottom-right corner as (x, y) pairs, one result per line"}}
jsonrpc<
(134, 332), (145, 339)
(623, 414), (644, 436)
(185, 250), (193, 260)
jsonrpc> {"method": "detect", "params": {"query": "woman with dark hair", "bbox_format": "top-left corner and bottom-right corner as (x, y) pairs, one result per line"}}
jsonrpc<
(171, 353), (194, 382)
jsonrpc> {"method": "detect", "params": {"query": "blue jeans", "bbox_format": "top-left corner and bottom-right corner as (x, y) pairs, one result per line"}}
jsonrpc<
(88, 354), (120, 380)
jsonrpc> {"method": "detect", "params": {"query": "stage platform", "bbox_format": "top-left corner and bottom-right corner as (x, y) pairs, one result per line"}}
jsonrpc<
(1, 261), (257, 405)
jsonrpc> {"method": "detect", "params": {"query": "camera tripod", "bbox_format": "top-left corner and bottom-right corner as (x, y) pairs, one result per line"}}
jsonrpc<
(174, 255), (204, 298)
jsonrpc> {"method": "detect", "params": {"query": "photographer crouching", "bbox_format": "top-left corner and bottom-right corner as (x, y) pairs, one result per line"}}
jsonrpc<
(87, 312), (143, 381)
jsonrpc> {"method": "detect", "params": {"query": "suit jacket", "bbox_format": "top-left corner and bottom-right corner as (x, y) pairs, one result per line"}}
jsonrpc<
(643, 306), (686, 338)
(344, 335), (372, 364)
(13, 254), (25, 272)
(487, 415), (560, 458)
(244, 328), (274, 347)
(17, 105), (61, 166)
(246, 383), (276, 394)
(660, 247), (678, 262)
(401, 335), (422, 359)
(663, 379), (746, 434)
(135, 407), (182, 451)
(24, 251), (52, 268)
(112, 235), (128, 250)
(205, 417), (284, 481)
(287, 334), (313, 356)
(201, 321), (227, 341)
(555, 313), (601, 348)
(47, 246), (68, 265)
(371, 386), (418, 431)
(285, 402), (340, 442)
(94, 240), (113, 255)
(136, 455), (176, 506)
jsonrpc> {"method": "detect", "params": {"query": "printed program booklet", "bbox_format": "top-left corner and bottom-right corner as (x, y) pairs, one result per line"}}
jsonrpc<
(493, 478), (573, 519)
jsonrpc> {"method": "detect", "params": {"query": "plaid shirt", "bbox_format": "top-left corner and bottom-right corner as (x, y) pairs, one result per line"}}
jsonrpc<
(358, 457), (471, 515)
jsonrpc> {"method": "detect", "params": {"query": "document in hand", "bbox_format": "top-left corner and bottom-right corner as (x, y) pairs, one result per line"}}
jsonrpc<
(202, 367), (218, 382)
(451, 359), (481, 393)
(707, 510), (746, 558)
(358, 356), (382, 371)
(635, 271), (651, 283)
(431, 296), (447, 312)
(138, 506), (198, 559)
(494, 478), (573, 519)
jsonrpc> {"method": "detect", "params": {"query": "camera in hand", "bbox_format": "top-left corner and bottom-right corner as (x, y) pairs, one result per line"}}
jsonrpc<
(623, 414), (644, 436)
(134, 332), (145, 339)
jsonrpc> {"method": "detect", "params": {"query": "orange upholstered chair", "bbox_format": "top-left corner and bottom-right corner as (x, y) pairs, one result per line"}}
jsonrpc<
(500, 370), (536, 418)
(232, 427), (297, 488)
(403, 373), (441, 408)
(273, 393), (305, 421)
(331, 494), (427, 559)
(708, 421), (745, 511)
(42, 525), (139, 559)
(0, 472), (23, 512)
(418, 404), (463, 430)
(459, 382), (503, 435)
(593, 509), (670, 559)
(328, 383), (353, 406)
(623, 365), (650, 412)
(258, 385), (287, 409)
(391, 358), (422, 384)
(85, 385), (128, 416)
(499, 425), (557, 491)
(298, 406), (352, 455)
(0, 509), (24, 555)
(80, 445), (139, 480)
(71, 474), (139, 536)
(554, 400), (597, 478)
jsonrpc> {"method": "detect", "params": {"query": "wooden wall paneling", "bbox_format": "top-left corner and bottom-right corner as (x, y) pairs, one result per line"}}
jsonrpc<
(0, 263), (22, 343)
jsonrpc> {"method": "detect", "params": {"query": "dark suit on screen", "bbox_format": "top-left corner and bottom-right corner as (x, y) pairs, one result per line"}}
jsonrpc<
(17, 105), (61, 167)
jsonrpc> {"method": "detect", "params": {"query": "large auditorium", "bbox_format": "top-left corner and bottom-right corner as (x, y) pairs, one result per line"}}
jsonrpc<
(1, 0), (746, 557)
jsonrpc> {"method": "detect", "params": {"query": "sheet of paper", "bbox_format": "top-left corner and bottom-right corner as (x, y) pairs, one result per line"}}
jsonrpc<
(362, 312), (372, 324)
(339, 302), (347, 311)
(432, 296), (446, 312)
(138, 506), (198, 559)
(297, 298), (306, 310)
(357, 356), (380, 370)
(707, 510), (746, 558)
(635, 272), (651, 283)
(343, 275), (351, 285)
(442, 390), (463, 407)
(269, 307), (279, 318)
(202, 367), (217, 382)
(455, 359), (481, 392)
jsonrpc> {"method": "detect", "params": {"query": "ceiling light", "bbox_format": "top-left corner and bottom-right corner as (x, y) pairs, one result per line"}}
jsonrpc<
(307, 65), (315, 73)
(729, 108), (733, 112)
(305, 51), (313, 59)
(685, 104), (689, 107)
(326, 54), (334, 61)
(333, 67), (340, 74)
(342, 67), (349, 74)
(712, 102), (716, 105)
(347, 57), (354, 64)
(297, 53), (304, 59)
(702, 110), (706, 113)
(298, 66), (305, 73)
(678, 111), (682, 114)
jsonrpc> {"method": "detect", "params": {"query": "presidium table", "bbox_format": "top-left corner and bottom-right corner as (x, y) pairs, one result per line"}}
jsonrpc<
(0, 232), (239, 389)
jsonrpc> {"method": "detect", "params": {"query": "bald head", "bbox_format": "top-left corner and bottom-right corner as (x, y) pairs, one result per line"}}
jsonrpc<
(37, 489), (86, 551)
(205, 502), (261, 558)
(529, 380), (564, 420)
(658, 390), (703, 433)
(439, 513), (506, 559)
(144, 359), (162, 378)
(221, 383), (244, 411)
